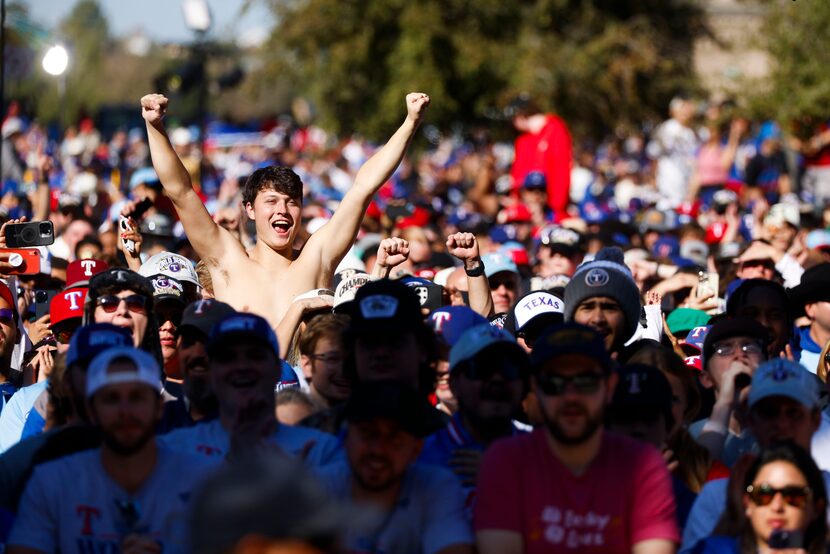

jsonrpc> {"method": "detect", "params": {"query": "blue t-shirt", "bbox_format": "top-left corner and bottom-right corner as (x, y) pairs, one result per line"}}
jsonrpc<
(0, 382), (17, 414)
(158, 418), (342, 469)
(317, 460), (473, 554)
(0, 381), (47, 454)
(8, 445), (210, 553)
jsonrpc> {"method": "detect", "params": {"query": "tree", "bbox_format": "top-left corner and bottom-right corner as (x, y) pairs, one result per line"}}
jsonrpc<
(259, 0), (707, 140)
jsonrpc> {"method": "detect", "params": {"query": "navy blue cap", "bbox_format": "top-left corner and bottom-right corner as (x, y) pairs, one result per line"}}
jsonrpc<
(67, 323), (133, 368)
(429, 306), (489, 347)
(530, 322), (613, 373)
(523, 171), (547, 189)
(208, 313), (279, 356)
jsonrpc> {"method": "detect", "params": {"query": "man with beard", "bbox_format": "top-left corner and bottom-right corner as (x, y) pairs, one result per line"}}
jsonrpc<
(474, 323), (679, 554)
(420, 324), (529, 495)
(159, 313), (341, 467)
(564, 247), (642, 356)
(7, 346), (209, 554)
(317, 380), (474, 554)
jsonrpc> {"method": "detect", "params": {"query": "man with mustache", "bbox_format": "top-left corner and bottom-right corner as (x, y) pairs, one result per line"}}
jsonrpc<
(474, 323), (678, 553)
(563, 246), (642, 356)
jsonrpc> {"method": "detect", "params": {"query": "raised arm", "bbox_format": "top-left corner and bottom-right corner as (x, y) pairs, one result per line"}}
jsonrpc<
(304, 93), (430, 275)
(446, 232), (495, 317)
(140, 94), (243, 261)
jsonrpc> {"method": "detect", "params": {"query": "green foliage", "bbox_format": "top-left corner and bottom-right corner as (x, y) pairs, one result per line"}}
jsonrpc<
(752, 0), (830, 124)
(262, 0), (707, 140)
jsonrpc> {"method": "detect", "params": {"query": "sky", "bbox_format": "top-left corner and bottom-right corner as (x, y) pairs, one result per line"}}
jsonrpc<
(23, 0), (274, 44)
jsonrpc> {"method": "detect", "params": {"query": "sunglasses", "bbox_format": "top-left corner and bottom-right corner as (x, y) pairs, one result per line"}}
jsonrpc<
(460, 359), (524, 382)
(96, 294), (148, 314)
(712, 341), (764, 357)
(746, 484), (812, 508)
(0, 308), (14, 324)
(535, 372), (605, 396)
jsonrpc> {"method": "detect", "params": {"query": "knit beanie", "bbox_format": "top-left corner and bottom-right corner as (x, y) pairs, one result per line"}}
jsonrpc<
(564, 247), (641, 340)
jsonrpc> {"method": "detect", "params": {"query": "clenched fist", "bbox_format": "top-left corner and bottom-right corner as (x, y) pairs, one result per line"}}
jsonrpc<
(140, 94), (168, 127)
(405, 93), (430, 125)
(446, 232), (480, 263)
(376, 237), (410, 269)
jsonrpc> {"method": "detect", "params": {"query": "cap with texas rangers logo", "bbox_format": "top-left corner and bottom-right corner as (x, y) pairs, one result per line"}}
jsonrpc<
(208, 313), (279, 357)
(350, 279), (423, 334)
(65, 258), (109, 289)
(749, 359), (820, 409)
(50, 288), (87, 328)
(149, 274), (185, 305)
(429, 306), (488, 348)
(139, 252), (199, 287)
(179, 299), (236, 337)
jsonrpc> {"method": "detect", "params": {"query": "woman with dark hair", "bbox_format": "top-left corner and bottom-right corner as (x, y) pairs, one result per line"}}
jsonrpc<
(692, 442), (828, 553)
(726, 279), (792, 358)
(82, 268), (163, 366)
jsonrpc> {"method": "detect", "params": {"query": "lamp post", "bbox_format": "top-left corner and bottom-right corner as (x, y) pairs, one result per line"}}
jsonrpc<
(42, 44), (69, 130)
(182, 0), (211, 182)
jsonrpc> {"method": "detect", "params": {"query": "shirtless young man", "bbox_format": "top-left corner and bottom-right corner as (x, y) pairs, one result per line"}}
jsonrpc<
(140, 92), (430, 328)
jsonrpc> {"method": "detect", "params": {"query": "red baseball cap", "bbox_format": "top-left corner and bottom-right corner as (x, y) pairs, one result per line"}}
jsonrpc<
(50, 288), (87, 327)
(0, 281), (14, 310)
(66, 259), (109, 289)
(498, 204), (532, 224)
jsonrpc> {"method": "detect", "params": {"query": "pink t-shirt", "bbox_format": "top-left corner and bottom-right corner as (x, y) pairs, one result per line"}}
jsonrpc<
(696, 143), (729, 186)
(474, 429), (679, 553)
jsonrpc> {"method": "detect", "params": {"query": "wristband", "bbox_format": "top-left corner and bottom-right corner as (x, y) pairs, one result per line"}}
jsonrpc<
(464, 260), (485, 278)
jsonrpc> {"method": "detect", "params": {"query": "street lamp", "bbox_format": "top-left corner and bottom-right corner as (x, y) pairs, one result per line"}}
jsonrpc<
(42, 44), (69, 130)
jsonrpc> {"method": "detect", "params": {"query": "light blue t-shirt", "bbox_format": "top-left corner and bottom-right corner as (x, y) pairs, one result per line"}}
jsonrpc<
(680, 470), (830, 553)
(158, 418), (343, 469)
(0, 381), (47, 454)
(8, 445), (210, 553)
(688, 418), (758, 468)
(316, 460), (473, 554)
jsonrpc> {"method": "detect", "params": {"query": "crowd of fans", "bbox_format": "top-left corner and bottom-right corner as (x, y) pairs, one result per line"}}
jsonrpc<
(0, 88), (829, 553)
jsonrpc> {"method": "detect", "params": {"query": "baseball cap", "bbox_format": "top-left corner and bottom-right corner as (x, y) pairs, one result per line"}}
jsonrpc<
(504, 291), (564, 339)
(139, 252), (199, 287)
(702, 317), (769, 368)
(129, 167), (160, 190)
(349, 279), (423, 335)
(789, 263), (830, 310)
(344, 380), (445, 438)
(666, 308), (711, 336)
(539, 226), (580, 257)
(67, 323), (133, 368)
(208, 313), (279, 357)
(333, 272), (375, 313)
(149, 275), (186, 305)
(86, 346), (162, 398)
(609, 363), (674, 427)
(88, 268), (154, 300)
(50, 289), (87, 327)
(679, 240), (709, 267)
(66, 259), (109, 289)
(806, 229), (830, 251)
(482, 252), (519, 279)
(529, 322), (614, 373)
(449, 324), (528, 373)
(764, 203), (800, 229)
(497, 204), (532, 225)
(429, 306), (489, 348)
(140, 214), (174, 237)
(178, 299), (236, 337)
(0, 281), (14, 310)
(523, 171), (547, 190)
(682, 325), (711, 352)
(749, 359), (820, 410)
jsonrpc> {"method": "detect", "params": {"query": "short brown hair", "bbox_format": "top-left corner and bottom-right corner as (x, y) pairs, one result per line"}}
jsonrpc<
(299, 313), (350, 356)
(242, 166), (303, 206)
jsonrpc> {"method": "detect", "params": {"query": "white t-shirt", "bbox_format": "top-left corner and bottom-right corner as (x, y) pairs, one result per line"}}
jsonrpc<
(317, 460), (473, 554)
(8, 445), (210, 553)
(158, 418), (343, 469)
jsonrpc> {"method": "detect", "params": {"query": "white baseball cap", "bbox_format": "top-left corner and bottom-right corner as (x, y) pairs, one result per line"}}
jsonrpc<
(139, 252), (199, 287)
(86, 346), (162, 398)
(333, 272), (376, 310)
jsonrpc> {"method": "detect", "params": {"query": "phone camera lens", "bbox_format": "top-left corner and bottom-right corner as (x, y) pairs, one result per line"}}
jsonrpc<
(39, 223), (51, 235)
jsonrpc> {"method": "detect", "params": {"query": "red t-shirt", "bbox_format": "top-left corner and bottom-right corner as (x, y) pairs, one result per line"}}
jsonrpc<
(474, 429), (679, 553)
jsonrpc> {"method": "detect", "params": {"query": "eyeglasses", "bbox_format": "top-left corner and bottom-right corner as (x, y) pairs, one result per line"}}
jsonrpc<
(712, 341), (764, 357)
(460, 359), (524, 382)
(824, 349), (830, 367)
(535, 372), (605, 396)
(746, 484), (812, 508)
(96, 294), (148, 314)
(308, 353), (343, 364)
(0, 308), (14, 324)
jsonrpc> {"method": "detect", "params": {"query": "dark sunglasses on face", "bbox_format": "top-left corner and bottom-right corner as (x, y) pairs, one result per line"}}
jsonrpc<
(96, 294), (148, 314)
(460, 359), (524, 382)
(746, 483), (811, 508)
(535, 372), (605, 396)
(0, 308), (14, 324)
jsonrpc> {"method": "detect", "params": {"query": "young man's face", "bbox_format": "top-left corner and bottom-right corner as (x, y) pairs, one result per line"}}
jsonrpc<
(89, 368), (162, 456)
(733, 288), (788, 357)
(749, 396), (820, 450)
(537, 247), (579, 278)
(533, 354), (615, 445)
(305, 334), (350, 404)
(702, 336), (766, 392)
(246, 189), (302, 253)
(806, 301), (830, 335)
(345, 418), (422, 492)
(488, 272), (520, 314)
(450, 349), (525, 424)
(210, 338), (278, 415)
(355, 331), (423, 390)
(572, 297), (626, 352)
